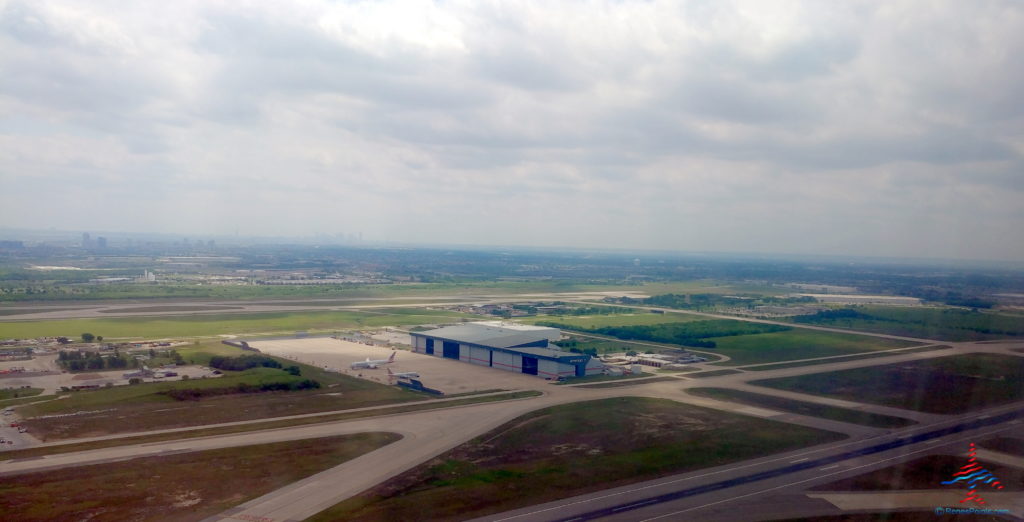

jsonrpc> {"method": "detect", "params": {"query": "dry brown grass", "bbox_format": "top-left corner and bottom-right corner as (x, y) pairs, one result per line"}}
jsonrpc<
(0, 432), (401, 522)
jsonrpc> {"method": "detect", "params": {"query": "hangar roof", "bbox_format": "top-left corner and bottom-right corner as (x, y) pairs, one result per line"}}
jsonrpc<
(412, 323), (554, 349)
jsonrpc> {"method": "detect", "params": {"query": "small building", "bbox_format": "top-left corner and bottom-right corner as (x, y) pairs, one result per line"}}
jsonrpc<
(410, 322), (603, 379)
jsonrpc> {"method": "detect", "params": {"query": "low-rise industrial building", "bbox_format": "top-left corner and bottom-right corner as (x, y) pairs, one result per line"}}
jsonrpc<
(410, 322), (603, 379)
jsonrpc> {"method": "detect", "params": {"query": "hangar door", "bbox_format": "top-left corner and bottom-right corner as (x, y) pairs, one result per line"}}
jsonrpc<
(521, 357), (539, 375)
(425, 338), (434, 355)
(442, 341), (460, 359)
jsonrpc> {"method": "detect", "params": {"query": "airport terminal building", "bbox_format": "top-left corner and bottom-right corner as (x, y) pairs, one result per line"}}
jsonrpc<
(410, 322), (604, 379)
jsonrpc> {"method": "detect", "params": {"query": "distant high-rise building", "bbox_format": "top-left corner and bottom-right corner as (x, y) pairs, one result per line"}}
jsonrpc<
(96, 237), (107, 248)
(81, 232), (92, 248)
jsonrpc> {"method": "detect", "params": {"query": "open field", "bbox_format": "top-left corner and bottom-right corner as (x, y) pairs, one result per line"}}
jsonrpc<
(752, 353), (1024, 414)
(0, 432), (401, 522)
(518, 312), (703, 328)
(309, 397), (845, 521)
(0, 307), (473, 340)
(0, 280), (648, 303)
(686, 388), (916, 428)
(531, 312), (919, 365)
(809, 454), (1024, 491)
(790, 306), (1024, 341)
(740, 345), (952, 371)
(0, 387), (42, 400)
(18, 344), (423, 440)
(687, 369), (744, 378)
(573, 376), (680, 388)
(708, 330), (919, 366)
(979, 437), (1024, 457)
(0, 393), (54, 408)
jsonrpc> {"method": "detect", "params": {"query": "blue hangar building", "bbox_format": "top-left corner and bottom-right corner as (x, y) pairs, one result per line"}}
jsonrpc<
(410, 322), (604, 379)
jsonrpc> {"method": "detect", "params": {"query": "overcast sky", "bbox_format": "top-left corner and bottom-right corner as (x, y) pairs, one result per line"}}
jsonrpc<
(1, 1), (1022, 261)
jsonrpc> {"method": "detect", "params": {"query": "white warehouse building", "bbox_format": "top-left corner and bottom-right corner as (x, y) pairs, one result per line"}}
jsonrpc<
(410, 322), (604, 379)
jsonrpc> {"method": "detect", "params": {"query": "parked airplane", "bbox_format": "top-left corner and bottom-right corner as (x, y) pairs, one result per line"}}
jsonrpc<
(387, 367), (421, 381)
(350, 351), (397, 370)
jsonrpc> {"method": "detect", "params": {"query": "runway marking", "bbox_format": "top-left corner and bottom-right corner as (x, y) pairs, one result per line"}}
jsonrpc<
(489, 409), (1023, 522)
(638, 423), (1020, 521)
(819, 465), (840, 471)
(790, 458), (809, 463)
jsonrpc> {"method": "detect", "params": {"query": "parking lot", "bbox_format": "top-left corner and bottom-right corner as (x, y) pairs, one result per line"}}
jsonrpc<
(249, 337), (547, 395)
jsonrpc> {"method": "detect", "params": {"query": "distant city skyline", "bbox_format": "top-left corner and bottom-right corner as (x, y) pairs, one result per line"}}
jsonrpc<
(2, 1), (1022, 262)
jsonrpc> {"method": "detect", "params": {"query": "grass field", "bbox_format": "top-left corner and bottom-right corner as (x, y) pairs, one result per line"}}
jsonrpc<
(0, 387), (42, 400)
(308, 397), (845, 521)
(19, 343), (424, 440)
(708, 330), (918, 366)
(686, 369), (744, 378)
(790, 306), (1024, 341)
(0, 278), (790, 305)
(740, 344), (952, 371)
(519, 312), (702, 328)
(979, 437), (1024, 457)
(752, 353), (1024, 414)
(0, 307), (473, 340)
(686, 388), (916, 428)
(0, 432), (401, 522)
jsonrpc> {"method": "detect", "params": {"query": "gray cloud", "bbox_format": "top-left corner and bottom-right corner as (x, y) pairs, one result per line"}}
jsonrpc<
(1, 0), (1022, 260)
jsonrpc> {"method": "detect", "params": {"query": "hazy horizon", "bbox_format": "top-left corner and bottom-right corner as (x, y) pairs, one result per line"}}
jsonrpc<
(2, 1), (1022, 262)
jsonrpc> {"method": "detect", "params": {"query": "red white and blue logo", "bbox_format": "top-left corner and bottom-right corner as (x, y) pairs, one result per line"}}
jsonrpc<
(941, 442), (1004, 504)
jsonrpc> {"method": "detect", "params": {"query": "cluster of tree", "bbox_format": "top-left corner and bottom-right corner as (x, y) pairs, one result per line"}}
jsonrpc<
(80, 333), (103, 342)
(552, 339), (600, 356)
(547, 305), (636, 316)
(58, 350), (136, 371)
(537, 320), (790, 349)
(792, 308), (880, 324)
(207, 354), (283, 372)
(642, 293), (816, 311)
(160, 378), (321, 401)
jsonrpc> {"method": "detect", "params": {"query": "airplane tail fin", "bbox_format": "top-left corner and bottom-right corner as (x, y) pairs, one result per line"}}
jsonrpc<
(388, 351), (396, 362)
(387, 367), (394, 376)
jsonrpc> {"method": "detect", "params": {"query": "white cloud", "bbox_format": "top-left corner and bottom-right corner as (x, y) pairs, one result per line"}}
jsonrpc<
(0, 0), (1022, 260)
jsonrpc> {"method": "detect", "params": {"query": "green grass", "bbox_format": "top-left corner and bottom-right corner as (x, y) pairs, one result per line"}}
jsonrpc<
(574, 376), (680, 388)
(686, 388), (916, 428)
(518, 312), (702, 328)
(752, 353), (1024, 414)
(0, 280), (646, 303)
(0, 307), (473, 340)
(0, 432), (402, 522)
(789, 305), (1024, 341)
(708, 330), (918, 366)
(740, 345), (953, 371)
(0, 387), (43, 400)
(555, 372), (652, 385)
(309, 397), (844, 521)
(686, 369), (743, 378)
(978, 437), (1024, 457)
(0, 394), (55, 408)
